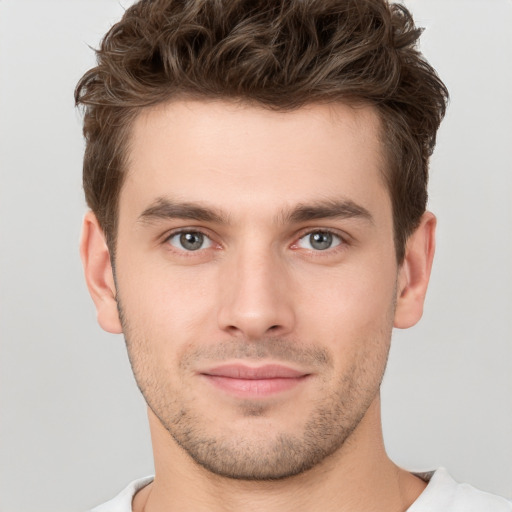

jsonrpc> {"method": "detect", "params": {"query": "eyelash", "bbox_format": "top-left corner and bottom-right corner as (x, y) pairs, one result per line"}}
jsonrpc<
(162, 228), (350, 255)
(292, 228), (348, 254)
(163, 228), (217, 254)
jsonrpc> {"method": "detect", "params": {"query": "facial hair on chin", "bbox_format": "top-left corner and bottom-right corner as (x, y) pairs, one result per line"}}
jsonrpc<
(117, 298), (392, 481)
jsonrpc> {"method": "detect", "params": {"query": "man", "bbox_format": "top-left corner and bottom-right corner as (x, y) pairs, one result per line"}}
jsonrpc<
(76, 0), (511, 511)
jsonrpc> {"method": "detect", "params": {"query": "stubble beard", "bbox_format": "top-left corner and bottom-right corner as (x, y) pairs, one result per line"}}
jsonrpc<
(155, 365), (381, 481)
(118, 301), (392, 481)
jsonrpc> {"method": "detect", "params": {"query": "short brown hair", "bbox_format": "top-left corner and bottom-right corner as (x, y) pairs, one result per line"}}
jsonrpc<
(75, 0), (448, 262)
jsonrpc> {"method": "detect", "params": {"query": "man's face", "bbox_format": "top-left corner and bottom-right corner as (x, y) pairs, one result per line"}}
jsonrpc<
(114, 100), (399, 479)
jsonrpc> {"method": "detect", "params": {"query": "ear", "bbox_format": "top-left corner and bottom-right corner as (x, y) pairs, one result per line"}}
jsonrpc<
(394, 212), (436, 329)
(80, 211), (122, 334)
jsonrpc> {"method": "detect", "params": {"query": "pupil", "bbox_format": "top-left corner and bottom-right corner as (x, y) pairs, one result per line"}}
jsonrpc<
(310, 232), (332, 250)
(180, 232), (203, 251)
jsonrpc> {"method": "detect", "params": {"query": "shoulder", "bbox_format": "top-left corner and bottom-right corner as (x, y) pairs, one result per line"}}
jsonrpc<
(409, 468), (512, 512)
(88, 476), (154, 512)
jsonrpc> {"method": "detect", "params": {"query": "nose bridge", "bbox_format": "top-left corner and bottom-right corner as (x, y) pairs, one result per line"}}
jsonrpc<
(217, 238), (295, 339)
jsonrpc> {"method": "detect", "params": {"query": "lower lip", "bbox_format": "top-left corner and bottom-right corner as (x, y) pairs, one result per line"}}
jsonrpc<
(202, 375), (308, 398)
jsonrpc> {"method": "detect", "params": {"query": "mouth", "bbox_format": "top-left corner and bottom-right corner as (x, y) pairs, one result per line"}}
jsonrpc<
(200, 364), (311, 398)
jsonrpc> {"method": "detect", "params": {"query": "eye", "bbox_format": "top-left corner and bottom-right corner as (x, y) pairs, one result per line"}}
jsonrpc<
(297, 231), (342, 251)
(167, 231), (212, 251)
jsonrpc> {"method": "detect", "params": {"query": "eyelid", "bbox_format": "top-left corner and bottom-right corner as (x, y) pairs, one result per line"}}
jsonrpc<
(163, 227), (217, 251)
(159, 226), (351, 253)
(291, 227), (350, 251)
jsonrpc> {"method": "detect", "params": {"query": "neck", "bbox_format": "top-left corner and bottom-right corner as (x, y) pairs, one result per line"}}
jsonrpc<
(134, 397), (426, 512)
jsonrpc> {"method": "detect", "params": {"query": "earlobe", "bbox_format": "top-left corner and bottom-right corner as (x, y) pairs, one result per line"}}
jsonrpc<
(394, 212), (436, 329)
(80, 211), (123, 334)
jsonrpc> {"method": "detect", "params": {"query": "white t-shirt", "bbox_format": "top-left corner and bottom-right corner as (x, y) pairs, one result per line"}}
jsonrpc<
(89, 468), (512, 511)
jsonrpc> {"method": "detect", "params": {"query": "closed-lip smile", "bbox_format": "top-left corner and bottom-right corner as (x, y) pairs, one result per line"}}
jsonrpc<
(200, 364), (311, 398)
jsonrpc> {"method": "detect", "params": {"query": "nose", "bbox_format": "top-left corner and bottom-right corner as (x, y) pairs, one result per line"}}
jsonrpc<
(216, 245), (296, 340)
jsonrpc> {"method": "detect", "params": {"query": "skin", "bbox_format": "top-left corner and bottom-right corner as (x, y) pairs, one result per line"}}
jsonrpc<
(81, 100), (436, 511)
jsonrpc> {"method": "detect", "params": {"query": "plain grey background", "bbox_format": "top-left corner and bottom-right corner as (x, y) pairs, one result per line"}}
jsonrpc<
(0, 1), (511, 511)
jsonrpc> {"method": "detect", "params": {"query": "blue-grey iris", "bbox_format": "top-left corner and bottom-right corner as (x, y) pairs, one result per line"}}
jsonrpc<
(310, 232), (333, 250)
(180, 232), (204, 251)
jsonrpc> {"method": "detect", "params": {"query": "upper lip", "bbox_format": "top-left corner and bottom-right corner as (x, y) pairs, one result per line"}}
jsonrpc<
(201, 364), (309, 379)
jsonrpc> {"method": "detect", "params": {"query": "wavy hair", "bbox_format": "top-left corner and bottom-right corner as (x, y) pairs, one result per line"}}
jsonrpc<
(75, 0), (448, 262)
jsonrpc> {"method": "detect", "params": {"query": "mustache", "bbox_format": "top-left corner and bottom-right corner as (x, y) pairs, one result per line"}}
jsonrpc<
(179, 337), (333, 370)
(117, 299), (332, 369)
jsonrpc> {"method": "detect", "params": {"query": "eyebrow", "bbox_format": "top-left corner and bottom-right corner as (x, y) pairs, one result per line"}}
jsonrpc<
(138, 197), (229, 224)
(138, 197), (373, 226)
(281, 199), (373, 225)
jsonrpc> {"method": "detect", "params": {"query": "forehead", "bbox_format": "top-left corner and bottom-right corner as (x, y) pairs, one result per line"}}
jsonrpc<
(122, 99), (389, 221)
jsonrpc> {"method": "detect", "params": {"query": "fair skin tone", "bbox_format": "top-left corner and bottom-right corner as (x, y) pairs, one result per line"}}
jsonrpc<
(81, 100), (435, 512)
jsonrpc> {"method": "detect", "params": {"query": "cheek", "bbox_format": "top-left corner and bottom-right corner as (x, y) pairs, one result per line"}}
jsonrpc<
(115, 257), (219, 346)
(295, 257), (397, 334)
(291, 260), (396, 385)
